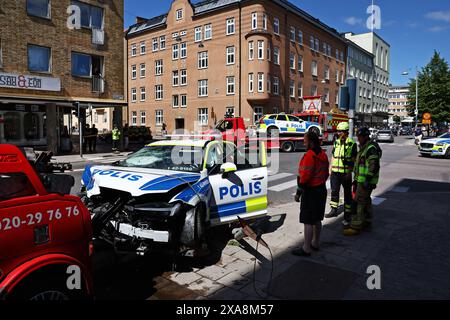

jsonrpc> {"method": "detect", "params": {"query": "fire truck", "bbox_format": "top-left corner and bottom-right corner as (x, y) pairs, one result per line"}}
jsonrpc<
(0, 145), (93, 300)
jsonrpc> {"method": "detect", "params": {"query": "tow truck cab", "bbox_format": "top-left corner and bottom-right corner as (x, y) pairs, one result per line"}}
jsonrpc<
(0, 144), (93, 300)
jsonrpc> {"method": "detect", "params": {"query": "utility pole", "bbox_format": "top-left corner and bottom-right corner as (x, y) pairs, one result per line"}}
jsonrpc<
(415, 66), (419, 129)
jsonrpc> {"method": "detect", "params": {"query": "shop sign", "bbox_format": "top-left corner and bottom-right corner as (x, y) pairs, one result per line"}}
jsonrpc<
(0, 72), (61, 92)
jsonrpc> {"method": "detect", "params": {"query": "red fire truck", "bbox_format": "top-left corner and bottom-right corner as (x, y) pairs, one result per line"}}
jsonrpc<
(0, 145), (93, 300)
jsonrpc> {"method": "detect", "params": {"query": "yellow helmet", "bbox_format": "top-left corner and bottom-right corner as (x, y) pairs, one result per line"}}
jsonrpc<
(337, 122), (349, 131)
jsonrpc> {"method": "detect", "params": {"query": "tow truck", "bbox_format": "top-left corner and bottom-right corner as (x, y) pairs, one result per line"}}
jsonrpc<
(295, 111), (348, 144)
(0, 145), (93, 300)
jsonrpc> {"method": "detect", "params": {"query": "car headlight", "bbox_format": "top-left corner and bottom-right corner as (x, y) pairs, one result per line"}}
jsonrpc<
(436, 143), (444, 147)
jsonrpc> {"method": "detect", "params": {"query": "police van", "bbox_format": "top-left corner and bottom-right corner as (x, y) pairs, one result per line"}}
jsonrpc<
(80, 139), (268, 255)
(256, 113), (322, 137)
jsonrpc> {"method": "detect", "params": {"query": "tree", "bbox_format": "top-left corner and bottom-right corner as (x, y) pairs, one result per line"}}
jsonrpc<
(407, 51), (450, 124)
(393, 115), (401, 124)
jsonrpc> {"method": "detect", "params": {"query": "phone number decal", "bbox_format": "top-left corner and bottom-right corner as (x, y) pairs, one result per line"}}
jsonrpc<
(0, 206), (80, 232)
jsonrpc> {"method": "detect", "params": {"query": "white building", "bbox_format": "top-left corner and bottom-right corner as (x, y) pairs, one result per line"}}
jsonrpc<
(345, 32), (390, 125)
(388, 85), (410, 123)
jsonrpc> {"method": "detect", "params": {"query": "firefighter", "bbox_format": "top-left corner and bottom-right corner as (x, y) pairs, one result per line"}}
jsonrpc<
(325, 122), (357, 226)
(344, 127), (381, 236)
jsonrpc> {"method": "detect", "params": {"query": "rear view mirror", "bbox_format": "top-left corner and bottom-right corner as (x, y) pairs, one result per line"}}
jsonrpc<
(220, 162), (237, 174)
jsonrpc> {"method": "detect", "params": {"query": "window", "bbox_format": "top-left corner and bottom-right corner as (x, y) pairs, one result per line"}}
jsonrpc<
(152, 38), (158, 52)
(160, 36), (166, 50)
(248, 41), (254, 60)
(274, 46), (280, 65)
(140, 63), (146, 78)
(336, 49), (339, 60)
(257, 41), (264, 60)
(298, 55), (303, 72)
(327, 44), (332, 57)
(315, 38), (319, 51)
(310, 36), (315, 50)
(180, 42), (187, 59)
(176, 9), (183, 20)
(290, 53), (295, 70)
(28, 45), (51, 73)
(267, 42), (272, 61)
(140, 41), (146, 55)
(254, 107), (264, 124)
(172, 70), (179, 86)
(156, 110), (163, 125)
(198, 108), (208, 125)
(252, 12), (258, 30)
(155, 85), (163, 100)
(181, 94), (187, 108)
(155, 60), (163, 75)
(195, 27), (202, 42)
(198, 80), (208, 97)
(298, 30), (303, 44)
(335, 69), (339, 83)
(131, 88), (137, 102)
(227, 76), (235, 95)
(198, 51), (208, 69)
(258, 73), (264, 93)
(289, 80), (295, 97)
(298, 82), (303, 98)
(71, 52), (98, 77)
(180, 69), (187, 86)
(324, 65), (330, 80)
(204, 24), (212, 40)
(324, 88), (329, 103)
(336, 92), (339, 105)
(226, 18), (235, 35)
(290, 27), (295, 42)
(322, 42), (327, 55)
(226, 46), (235, 65)
(71, 1), (103, 29)
(172, 44), (179, 60)
(27, 0), (50, 19)
(311, 60), (318, 77)
(262, 14), (267, 30)
(273, 18), (280, 35)
(131, 44), (137, 57)
(132, 111), (137, 125)
(248, 73), (254, 93)
(226, 107), (235, 117)
(267, 76), (271, 93)
(131, 65), (137, 80)
(311, 85), (317, 96)
(173, 95), (179, 108)
(140, 111), (146, 125)
(273, 77), (279, 95)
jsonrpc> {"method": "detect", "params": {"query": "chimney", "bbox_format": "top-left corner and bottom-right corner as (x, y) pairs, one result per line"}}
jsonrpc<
(136, 16), (147, 24)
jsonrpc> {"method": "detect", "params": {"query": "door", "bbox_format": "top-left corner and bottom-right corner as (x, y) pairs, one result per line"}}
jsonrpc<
(206, 142), (268, 225)
(175, 118), (185, 130)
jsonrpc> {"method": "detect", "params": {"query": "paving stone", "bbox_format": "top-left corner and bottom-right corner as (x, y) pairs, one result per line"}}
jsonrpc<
(223, 259), (255, 277)
(211, 287), (249, 300)
(217, 253), (237, 267)
(168, 272), (203, 286)
(216, 271), (252, 290)
(197, 265), (232, 281)
(187, 278), (225, 297)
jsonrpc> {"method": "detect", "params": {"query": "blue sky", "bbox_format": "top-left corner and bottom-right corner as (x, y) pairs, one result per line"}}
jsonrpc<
(124, 0), (450, 86)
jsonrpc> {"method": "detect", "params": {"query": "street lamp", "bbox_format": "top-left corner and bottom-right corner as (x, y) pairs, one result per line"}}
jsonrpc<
(402, 67), (419, 129)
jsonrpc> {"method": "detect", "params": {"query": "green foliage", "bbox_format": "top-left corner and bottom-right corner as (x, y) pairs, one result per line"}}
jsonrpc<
(407, 51), (450, 123)
(393, 115), (401, 123)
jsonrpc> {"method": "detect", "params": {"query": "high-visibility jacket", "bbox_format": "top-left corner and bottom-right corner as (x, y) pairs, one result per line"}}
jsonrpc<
(331, 137), (357, 174)
(112, 129), (121, 141)
(298, 148), (330, 188)
(354, 142), (380, 185)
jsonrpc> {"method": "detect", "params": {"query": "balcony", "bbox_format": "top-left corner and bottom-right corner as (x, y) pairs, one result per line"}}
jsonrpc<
(92, 76), (104, 93)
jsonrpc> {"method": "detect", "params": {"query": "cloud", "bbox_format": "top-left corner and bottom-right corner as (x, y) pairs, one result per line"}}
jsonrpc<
(427, 25), (449, 32)
(425, 11), (450, 23)
(344, 16), (363, 26)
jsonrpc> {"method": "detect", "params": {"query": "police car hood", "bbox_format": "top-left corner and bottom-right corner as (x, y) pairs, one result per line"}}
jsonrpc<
(82, 165), (201, 197)
(422, 138), (450, 145)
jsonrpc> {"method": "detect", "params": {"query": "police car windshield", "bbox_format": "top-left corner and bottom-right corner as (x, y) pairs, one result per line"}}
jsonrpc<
(115, 145), (203, 172)
(439, 133), (450, 139)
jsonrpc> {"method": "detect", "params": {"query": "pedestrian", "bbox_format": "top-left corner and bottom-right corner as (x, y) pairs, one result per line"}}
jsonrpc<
(292, 131), (330, 256)
(343, 127), (381, 236)
(91, 124), (98, 152)
(325, 122), (357, 227)
(83, 124), (90, 153)
(112, 125), (121, 152)
(123, 123), (129, 151)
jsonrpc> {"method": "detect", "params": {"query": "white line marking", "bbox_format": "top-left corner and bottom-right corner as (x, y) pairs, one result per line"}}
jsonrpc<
(71, 169), (85, 172)
(391, 186), (410, 193)
(371, 197), (386, 206)
(269, 179), (298, 192)
(269, 173), (293, 182)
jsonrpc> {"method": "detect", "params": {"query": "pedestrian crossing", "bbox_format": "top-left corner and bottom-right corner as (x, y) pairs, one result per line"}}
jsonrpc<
(268, 171), (331, 193)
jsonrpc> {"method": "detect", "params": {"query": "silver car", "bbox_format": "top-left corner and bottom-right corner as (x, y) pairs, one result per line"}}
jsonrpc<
(376, 130), (395, 143)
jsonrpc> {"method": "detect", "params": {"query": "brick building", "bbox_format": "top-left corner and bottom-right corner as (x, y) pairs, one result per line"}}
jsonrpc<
(125, 0), (347, 134)
(0, 0), (126, 153)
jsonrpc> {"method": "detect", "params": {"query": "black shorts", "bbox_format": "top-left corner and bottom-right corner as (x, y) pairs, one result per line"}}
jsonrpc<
(300, 184), (327, 225)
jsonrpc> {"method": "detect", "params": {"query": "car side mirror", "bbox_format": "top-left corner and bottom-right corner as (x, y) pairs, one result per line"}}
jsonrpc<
(220, 162), (237, 178)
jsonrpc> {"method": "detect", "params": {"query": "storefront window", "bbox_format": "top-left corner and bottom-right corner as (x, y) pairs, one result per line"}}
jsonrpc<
(24, 113), (40, 140)
(4, 112), (21, 141)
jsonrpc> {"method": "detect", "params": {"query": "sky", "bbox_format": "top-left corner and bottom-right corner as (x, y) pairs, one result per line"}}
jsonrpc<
(124, 0), (450, 86)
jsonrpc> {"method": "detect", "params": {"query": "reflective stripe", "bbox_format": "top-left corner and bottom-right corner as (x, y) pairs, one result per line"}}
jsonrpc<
(246, 196), (268, 213)
(332, 138), (356, 173)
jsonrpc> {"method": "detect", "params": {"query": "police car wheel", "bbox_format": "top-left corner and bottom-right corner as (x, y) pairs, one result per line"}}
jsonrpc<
(180, 204), (206, 248)
(446, 148), (450, 159)
(281, 141), (295, 153)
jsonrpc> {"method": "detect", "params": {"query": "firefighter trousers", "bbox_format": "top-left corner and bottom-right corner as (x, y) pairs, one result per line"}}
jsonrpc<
(330, 172), (353, 222)
(351, 183), (373, 230)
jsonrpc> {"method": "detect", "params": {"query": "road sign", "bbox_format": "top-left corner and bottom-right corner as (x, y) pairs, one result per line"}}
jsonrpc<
(422, 112), (431, 124)
(422, 119), (431, 125)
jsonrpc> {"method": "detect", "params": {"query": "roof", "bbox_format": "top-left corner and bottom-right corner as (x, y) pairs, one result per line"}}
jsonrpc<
(126, 0), (346, 42)
(148, 140), (210, 148)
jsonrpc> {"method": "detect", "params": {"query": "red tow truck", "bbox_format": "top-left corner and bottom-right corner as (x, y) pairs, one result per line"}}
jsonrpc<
(0, 144), (93, 300)
(209, 116), (308, 152)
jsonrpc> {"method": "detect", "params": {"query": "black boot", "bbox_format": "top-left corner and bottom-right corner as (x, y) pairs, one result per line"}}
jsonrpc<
(325, 207), (338, 218)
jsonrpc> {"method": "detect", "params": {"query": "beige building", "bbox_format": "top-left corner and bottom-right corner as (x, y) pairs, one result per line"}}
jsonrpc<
(388, 85), (410, 123)
(0, 0), (126, 153)
(125, 0), (347, 133)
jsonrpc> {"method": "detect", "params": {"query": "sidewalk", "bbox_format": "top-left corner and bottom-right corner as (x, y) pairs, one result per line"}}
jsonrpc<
(151, 178), (450, 300)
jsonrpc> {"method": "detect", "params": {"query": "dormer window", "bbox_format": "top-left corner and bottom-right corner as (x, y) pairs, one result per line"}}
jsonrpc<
(176, 9), (183, 21)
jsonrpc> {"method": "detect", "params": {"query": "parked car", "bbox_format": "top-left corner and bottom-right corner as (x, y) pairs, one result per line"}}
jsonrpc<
(129, 126), (152, 143)
(376, 130), (395, 143)
(400, 127), (413, 136)
(418, 132), (450, 158)
(256, 113), (322, 137)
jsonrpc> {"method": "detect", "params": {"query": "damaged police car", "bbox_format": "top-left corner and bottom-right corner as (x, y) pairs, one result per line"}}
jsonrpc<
(80, 139), (268, 256)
